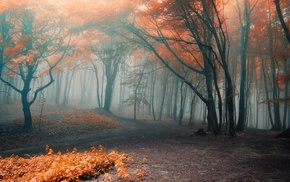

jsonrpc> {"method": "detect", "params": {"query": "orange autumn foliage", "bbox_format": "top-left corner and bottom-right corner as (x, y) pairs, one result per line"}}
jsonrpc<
(3, 38), (28, 59)
(65, 111), (122, 128)
(0, 145), (144, 181)
(42, 110), (121, 129)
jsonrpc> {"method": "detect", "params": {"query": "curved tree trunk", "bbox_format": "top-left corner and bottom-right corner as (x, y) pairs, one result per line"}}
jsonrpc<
(21, 67), (34, 130)
(274, 0), (290, 44)
(103, 58), (120, 112)
(22, 92), (33, 130)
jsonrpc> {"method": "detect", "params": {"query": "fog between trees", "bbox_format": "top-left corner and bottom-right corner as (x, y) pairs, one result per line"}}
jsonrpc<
(0, 0), (289, 134)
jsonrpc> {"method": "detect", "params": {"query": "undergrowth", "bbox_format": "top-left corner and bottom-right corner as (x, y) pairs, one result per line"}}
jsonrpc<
(42, 110), (121, 129)
(0, 145), (144, 181)
(0, 110), (121, 150)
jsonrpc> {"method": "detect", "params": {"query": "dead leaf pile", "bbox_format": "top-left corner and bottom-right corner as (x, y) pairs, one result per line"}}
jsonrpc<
(0, 145), (144, 181)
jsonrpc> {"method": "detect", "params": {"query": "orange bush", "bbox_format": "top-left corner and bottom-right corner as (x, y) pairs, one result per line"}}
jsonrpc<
(0, 145), (143, 181)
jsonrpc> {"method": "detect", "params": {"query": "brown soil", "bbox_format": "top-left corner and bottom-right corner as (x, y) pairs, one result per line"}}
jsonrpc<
(1, 102), (290, 181)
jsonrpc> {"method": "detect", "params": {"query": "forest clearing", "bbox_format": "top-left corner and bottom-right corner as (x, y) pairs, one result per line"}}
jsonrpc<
(0, 102), (290, 181)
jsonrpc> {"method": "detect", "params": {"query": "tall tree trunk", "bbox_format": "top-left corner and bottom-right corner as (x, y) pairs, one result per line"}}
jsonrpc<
(212, 65), (223, 133)
(151, 67), (157, 120)
(189, 92), (197, 126)
(158, 71), (168, 121)
(167, 75), (174, 117)
(224, 68), (235, 137)
(101, 65), (105, 107)
(6, 77), (12, 104)
(237, 0), (250, 132)
(91, 60), (102, 108)
(274, 0), (290, 44)
(282, 42), (289, 129)
(255, 65), (262, 129)
(245, 57), (254, 127)
(62, 68), (70, 106)
(118, 65), (123, 111)
(21, 69), (34, 130)
(103, 58), (120, 112)
(204, 60), (218, 134)
(173, 76), (179, 121)
(95, 69), (101, 107)
(179, 81), (184, 125)
(79, 69), (88, 104)
(66, 69), (75, 106)
(104, 79), (113, 111)
(54, 72), (62, 105)
(179, 81), (188, 125)
(22, 95), (32, 130)
(268, 17), (282, 130)
(261, 57), (274, 128)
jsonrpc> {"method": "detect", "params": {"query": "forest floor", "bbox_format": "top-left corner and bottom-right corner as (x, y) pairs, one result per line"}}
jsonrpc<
(0, 102), (290, 181)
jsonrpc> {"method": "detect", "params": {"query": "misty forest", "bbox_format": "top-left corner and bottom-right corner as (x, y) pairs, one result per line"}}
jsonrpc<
(0, 0), (289, 181)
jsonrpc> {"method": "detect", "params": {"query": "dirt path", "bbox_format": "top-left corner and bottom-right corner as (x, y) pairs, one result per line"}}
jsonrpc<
(1, 116), (290, 181)
(0, 116), (193, 157)
(1, 103), (290, 181)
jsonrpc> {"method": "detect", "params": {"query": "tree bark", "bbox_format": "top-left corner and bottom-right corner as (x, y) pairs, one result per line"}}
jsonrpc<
(188, 92), (197, 126)
(237, 0), (251, 132)
(261, 57), (274, 128)
(91, 60), (102, 108)
(268, 17), (282, 130)
(173, 76), (179, 121)
(179, 81), (188, 125)
(62, 68), (70, 106)
(282, 42), (289, 129)
(104, 58), (121, 112)
(274, 0), (290, 44)
(158, 71), (168, 121)
(54, 72), (62, 105)
(204, 60), (218, 134)
(22, 86), (33, 130)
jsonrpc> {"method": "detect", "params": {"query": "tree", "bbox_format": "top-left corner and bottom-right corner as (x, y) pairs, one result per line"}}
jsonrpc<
(91, 37), (130, 111)
(122, 61), (149, 120)
(236, 0), (257, 132)
(0, 3), (72, 130)
(274, 0), (290, 44)
(115, 0), (235, 135)
(273, 0), (290, 129)
(157, 70), (169, 121)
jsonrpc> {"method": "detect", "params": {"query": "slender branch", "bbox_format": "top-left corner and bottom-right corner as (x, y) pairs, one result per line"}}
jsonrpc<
(0, 77), (21, 93)
(274, 0), (290, 44)
(29, 33), (72, 106)
(143, 66), (166, 74)
(129, 25), (208, 104)
(151, 16), (204, 74)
